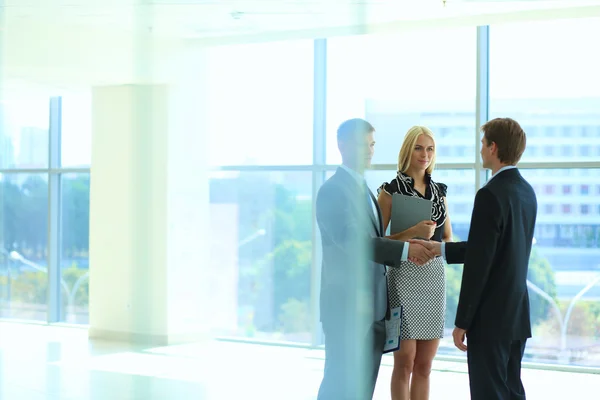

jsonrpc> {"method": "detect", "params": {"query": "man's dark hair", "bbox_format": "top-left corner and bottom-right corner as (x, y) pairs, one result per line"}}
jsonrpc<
(481, 117), (526, 165)
(337, 118), (375, 142)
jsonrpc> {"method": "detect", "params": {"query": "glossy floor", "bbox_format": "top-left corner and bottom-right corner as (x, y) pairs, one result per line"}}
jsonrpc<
(0, 322), (598, 399)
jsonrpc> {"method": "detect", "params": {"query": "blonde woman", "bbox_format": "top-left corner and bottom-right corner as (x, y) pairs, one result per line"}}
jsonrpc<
(377, 126), (453, 400)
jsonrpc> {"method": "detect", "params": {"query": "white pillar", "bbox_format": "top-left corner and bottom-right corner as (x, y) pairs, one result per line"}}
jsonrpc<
(88, 51), (214, 345)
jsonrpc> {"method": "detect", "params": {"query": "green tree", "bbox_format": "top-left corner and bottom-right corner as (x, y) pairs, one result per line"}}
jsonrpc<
(444, 234), (464, 328)
(62, 263), (90, 309)
(221, 173), (313, 335)
(527, 246), (557, 326)
(61, 175), (90, 257)
(0, 179), (22, 248)
(19, 176), (48, 252)
(0, 176), (48, 255)
(1, 174), (90, 317)
(271, 186), (312, 333)
(445, 264), (463, 328)
(561, 300), (600, 339)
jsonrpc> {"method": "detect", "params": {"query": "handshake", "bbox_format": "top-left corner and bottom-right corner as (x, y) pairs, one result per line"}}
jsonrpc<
(406, 239), (442, 265)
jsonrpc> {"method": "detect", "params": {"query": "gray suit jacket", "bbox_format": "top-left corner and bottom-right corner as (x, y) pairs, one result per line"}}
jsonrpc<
(317, 167), (406, 330)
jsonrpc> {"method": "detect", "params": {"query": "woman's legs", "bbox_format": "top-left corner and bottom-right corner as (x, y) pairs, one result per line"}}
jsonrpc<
(410, 339), (440, 400)
(391, 340), (416, 400)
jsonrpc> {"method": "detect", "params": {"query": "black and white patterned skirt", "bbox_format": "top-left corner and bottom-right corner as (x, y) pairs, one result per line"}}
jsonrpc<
(388, 257), (446, 340)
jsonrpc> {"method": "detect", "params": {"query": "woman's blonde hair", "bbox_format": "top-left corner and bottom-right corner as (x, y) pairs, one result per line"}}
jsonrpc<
(397, 126), (437, 175)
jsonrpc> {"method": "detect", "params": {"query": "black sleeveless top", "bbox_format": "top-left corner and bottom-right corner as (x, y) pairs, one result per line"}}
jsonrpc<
(377, 172), (448, 242)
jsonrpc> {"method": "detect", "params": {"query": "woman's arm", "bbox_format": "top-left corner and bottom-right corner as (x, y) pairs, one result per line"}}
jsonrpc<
(442, 196), (453, 242)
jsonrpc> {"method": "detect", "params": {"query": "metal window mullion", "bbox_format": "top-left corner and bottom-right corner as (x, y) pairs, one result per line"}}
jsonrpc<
(48, 97), (62, 323)
(209, 161), (600, 173)
(311, 38), (327, 347)
(475, 25), (490, 189)
(0, 168), (90, 174)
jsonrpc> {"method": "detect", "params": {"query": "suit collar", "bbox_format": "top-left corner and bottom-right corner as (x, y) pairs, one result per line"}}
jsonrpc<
(485, 166), (518, 186)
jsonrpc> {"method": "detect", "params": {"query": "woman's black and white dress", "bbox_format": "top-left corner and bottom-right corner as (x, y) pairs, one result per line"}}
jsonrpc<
(378, 172), (448, 341)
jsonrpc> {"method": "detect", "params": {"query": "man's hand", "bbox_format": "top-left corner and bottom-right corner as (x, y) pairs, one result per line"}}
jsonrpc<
(407, 242), (435, 265)
(453, 327), (468, 352)
(409, 239), (442, 257)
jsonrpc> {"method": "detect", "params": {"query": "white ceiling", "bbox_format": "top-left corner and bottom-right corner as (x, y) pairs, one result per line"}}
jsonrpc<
(1, 0), (600, 91)
(4, 0), (600, 40)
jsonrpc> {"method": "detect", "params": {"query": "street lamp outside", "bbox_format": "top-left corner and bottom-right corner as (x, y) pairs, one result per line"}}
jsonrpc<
(8, 250), (89, 322)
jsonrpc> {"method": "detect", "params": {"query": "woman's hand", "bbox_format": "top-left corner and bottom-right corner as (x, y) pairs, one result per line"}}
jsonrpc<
(410, 220), (436, 239)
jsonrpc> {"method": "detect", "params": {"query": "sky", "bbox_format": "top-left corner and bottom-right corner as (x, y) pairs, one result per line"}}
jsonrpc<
(1, 92), (92, 168)
(1, 17), (599, 169)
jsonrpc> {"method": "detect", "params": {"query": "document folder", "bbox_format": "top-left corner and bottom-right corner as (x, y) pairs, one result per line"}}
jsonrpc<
(390, 194), (433, 236)
(383, 306), (403, 354)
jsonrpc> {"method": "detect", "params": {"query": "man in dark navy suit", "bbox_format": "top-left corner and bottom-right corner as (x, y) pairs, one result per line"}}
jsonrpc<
(316, 118), (434, 400)
(414, 118), (537, 400)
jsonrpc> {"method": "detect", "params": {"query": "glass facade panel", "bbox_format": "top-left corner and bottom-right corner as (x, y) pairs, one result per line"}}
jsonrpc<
(0, 173), (49, 321)
(0, 21), (598, 371)
(209, 170), (313, 343)
(326, 28), (477, 165)
(60, 173), (90, 323)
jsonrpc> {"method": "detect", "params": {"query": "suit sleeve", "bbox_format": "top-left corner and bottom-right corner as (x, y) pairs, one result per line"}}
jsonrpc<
(316, 183), (406, 268)
(445, 241), (467, 264)
(455, 188), (502, 330)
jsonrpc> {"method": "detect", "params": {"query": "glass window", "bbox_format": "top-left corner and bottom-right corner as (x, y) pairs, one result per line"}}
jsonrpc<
(60, 173), (90, 323)
(561, 146), (573, 157)
(326, 28), (476, 165)
(524, 126), (537, 137)
(490, 18), (600, 163)
(562, 126), (578, 137)
(209, 171), (312, 343)
(528, 146), (539, 157)
(438, 146), (451, 157)
(545, 127), (558, 138)
(581, 204), (590, 215)
(0, 97), (49, 169)
(581, 185), (590, 195)
(520, 169), (600, 367)
(580, 145), (591, 157)
(539, 224), (556, 239)
(582, 126), (595, 137)
(559, 225), (575, 239)
(0, 173), (48, 321)
(206, 40), (314, 166)
(61, 93), (92, 167)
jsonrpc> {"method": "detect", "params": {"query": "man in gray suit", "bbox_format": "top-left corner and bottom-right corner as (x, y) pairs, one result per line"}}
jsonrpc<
(316, 118), (435, 400)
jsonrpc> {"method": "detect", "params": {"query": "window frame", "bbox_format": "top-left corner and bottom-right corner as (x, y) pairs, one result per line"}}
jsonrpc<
(1, 23), (599, 373)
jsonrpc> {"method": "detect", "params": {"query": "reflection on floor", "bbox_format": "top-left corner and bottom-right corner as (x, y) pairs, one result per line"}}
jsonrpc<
(0, 322), (598, 399)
